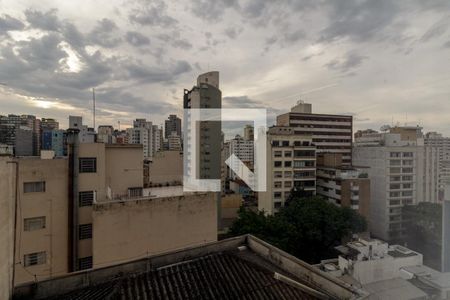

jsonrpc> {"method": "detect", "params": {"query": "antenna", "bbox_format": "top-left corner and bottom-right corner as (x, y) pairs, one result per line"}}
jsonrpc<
(92, 88), (96, 130)
(118, 120), (121, 131)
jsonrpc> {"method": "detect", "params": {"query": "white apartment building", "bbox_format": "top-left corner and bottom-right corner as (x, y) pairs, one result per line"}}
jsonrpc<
(259, 126), (316, 214)
(353, 126), (425, 241)
(425, 132), (450, 202)
(168, 131), (182, 151)
(69, 116), (96, 143)
(127, 119), (161, 159)
(227, 135), (254, 179)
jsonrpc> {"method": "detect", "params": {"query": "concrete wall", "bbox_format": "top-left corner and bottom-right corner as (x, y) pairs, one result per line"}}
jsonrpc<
(15, 158), (69, 285)
(105, 144), (143, 197)
(221, 194), (242, 219)
(92, 192), (217, 268)
(148, 151), (182, 185)
(79, 143), (106, 201)
(0, 157), (15, 300)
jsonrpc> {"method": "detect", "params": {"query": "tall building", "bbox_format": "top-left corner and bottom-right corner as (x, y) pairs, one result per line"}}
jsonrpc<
(20, 115), (41, 156)
(259, 126), (316, 214)
(127, 119), (153, 158)
(353, 126), (425, 241)
(184, 71), (222, 181)
(316, 153), (370, 220)
(152, 125), (163, 154)
(97, 125), (115, 144)
(424, 132), (450, 202)
(164, 114), (181, 139)
(167, 131), (182, 151)
(0, 114), (39, 156)
(51, 129), (66, 156)
(243, 124), (254, 141)
(277, 101), (353, 165)
(41, 118), (59, 131)
(69, 116), (96, 143)
(227, 134), (254, 179)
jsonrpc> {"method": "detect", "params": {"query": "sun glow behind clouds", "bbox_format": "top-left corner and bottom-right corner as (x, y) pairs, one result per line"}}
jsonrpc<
(27, 98), (76, 110)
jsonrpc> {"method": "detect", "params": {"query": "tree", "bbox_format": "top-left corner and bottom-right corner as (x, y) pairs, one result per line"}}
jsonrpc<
(229, 196), (367, 263)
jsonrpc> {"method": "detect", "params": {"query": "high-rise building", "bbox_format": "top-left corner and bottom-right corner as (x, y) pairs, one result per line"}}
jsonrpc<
(277, 101), (353, 165)
(152, 125), (163, 154)
(97, 125), (115, 144)
(69, 116), (96, 143)
(184, 71), (222, 181)
(127, 119), (153, 158)
(316, 153), (370, 220)
(259, 126), (316, 214)
(0, 114), (39, 156)
(424, 132), (450, 202)
(243, 124), (254, 141)
(51, 129), (66, 156)
(168, 131), (182, 151)
(353, 126), (425, 241)
(227, 134), (254, 179)
(164, 114), (181, 139)
(41, 118), (59, 131)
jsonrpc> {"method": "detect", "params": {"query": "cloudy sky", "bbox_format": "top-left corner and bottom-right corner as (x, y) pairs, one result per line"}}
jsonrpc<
(0, 0), (449, 135)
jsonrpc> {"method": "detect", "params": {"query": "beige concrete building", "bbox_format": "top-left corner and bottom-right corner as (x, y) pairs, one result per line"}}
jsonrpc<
(259, 126), (316, 214)
(3, 140), (217, 289)
(93, 192), (217, 268)
(147, 150), (183, 186)
(316, 154), (370, 220)
(0, 156), (16, 300)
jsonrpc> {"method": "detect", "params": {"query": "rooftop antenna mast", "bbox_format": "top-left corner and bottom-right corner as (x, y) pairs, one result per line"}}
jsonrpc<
(92, 88), (96, 130)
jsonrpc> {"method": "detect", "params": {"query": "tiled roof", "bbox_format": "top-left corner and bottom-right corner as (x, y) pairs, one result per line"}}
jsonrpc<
(45, 252), (317, 300)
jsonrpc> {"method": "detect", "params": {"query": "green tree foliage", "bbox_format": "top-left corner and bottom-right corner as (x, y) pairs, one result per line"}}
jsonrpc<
(229, 196), (367, 263)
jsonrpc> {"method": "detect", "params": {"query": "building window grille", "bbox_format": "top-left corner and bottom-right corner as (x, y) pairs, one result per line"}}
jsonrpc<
(79, 191), (94, 207)
(23, 181), (45, 193)
(79, 224), (92, 240)
(24, 216), (46, 231)
(24, 251), (46, 267)
(78, 256), (93, 270)
(79, 158), (97, 173)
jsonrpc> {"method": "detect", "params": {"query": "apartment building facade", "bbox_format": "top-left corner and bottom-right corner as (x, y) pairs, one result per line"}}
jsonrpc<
(164, 114), (181, 139)
(183, 71), (222, 182)
(3, 140), (217, 288)
(316, 154), (370, 220)
(277, 101), (353, 165)
(353, 126), (425, 241)
(424, 132), (450, 202)
(259, 126), (316, 214)
(227, 134), (254, 179)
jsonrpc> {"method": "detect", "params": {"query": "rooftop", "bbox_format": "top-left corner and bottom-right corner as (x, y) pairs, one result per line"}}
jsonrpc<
(14, 235), (363, 300)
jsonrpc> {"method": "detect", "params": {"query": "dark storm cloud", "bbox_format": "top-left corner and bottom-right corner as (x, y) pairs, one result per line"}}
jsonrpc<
(129, 0), (177, 27)
(125, 31), (150, 47)
(325, 52), (368, 74)
(88, 18), (122, 48)
(24, 9), (60, 31)
(319, 0), (401, 43)
(190, 0), (239, 21)
(0, 14), (24, 34)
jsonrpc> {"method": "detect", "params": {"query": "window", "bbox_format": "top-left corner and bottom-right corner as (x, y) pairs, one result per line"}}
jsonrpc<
(284, 181), (292, 188)
(390, 191), (400, 197)
(402, 191), (413, 197)
(284, 171), (292, 178)
(24, 251), (46, 267)
(403, 152), (413, 157)
(402, 175), (413, 181)
(390, 152), (401, 158)
(128, 187), (143, 197)
(390, 184), (401, 190)
(274, 171), (282, 178)
(24, 217), (46, 231)
(390, 160), (401, 166)
(284, 161), (292, 167)
(78, 256), (93, 270)
(274, 161), (282, 168)
(79, 191), (94, 207)
(23, 181), (45, 193)
(389, 167), (401, 173)
(402, 167), (413, 173)
(402, 160), (413, 166)
(282, 141), (289, 147)
(284, 151), (292, 157)
(390, 176), (401, 182)
(403, 183), (412, 189)
(274, 192), (282, 199)
(390, 199), (401, 206)
(79, 224), (92, 240)
(274, 151), (282, 157)
(79, 158), (97, 173)
(274, 181), (282, 188)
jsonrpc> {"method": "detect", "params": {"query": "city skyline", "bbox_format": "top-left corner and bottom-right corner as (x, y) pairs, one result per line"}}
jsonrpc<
(0, 1), (449, 134)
